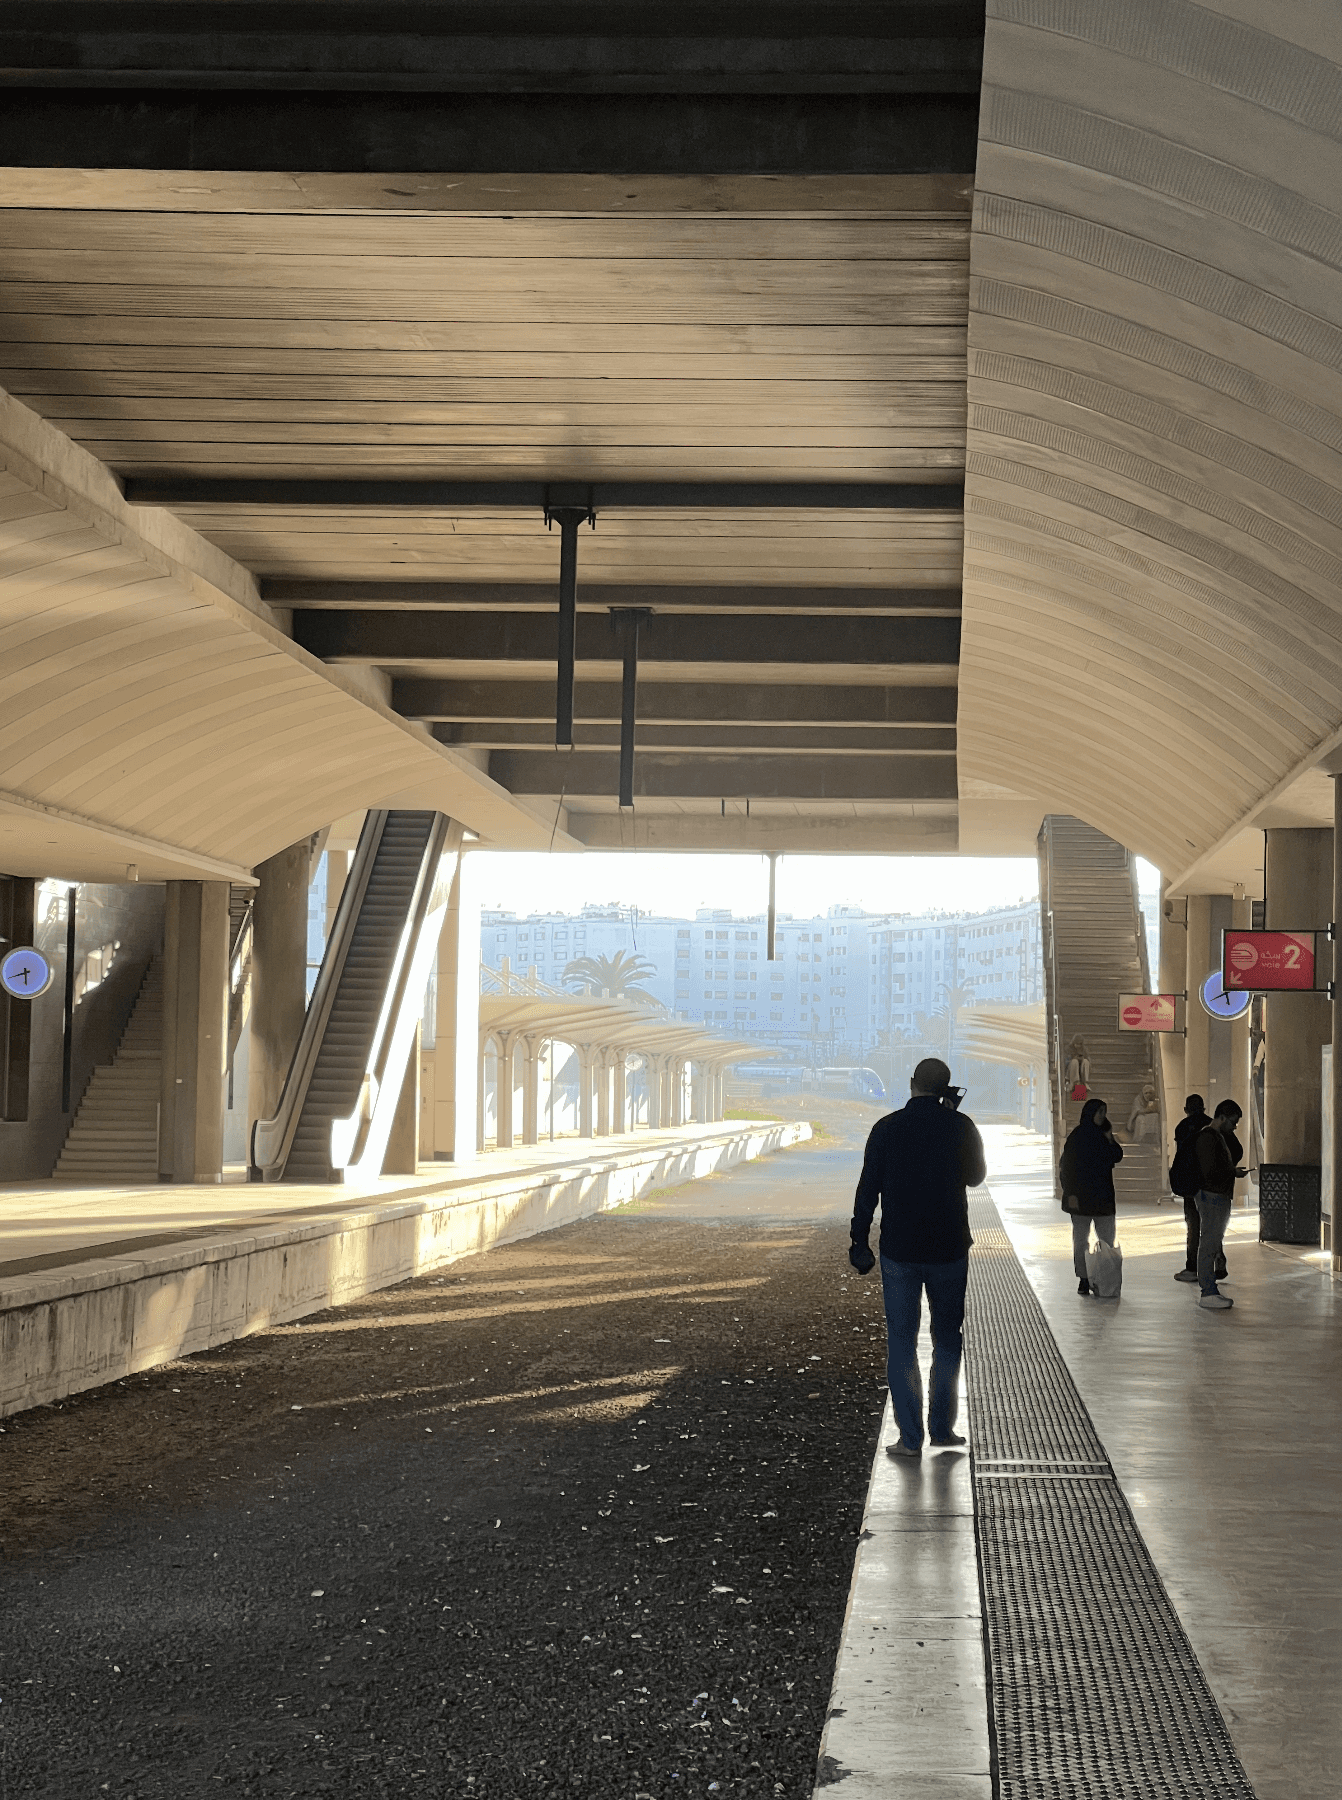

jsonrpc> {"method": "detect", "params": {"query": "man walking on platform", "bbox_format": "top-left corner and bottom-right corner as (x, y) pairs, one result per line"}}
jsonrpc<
(1194, 1099), (1245, 1311)
(1169, 1094), (1226, 1285)
(848, 1058), (987, 1457)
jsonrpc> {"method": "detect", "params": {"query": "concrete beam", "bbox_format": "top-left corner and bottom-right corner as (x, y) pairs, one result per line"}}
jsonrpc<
(435, 722), (956, 753)
(569, 809), (958, 852)
(395, 678), (960, 725)
(297, 610), (960, 669)
(488, 750), (957, 799)
(268, 581), (962, 616)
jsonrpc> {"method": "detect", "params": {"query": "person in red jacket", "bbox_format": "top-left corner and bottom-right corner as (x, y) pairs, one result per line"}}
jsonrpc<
(848, 1058), (987, 1458)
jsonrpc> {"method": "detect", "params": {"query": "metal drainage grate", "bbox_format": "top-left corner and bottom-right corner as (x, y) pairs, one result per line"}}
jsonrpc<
(965, 1195), (1257, 1800)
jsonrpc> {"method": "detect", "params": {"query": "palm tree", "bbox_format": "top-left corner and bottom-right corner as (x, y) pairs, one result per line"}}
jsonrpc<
(562, 949), (661, 1008)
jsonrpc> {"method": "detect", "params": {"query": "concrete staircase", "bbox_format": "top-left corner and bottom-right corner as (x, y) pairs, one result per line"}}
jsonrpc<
(53, 958), (162, 1182)
(1039, 818), (1162, 1206)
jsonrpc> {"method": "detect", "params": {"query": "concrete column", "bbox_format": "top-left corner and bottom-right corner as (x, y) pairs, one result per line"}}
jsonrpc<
(612, 1052), (628, 1133)
(325, 848), (349, 939)
(429, 851), (479, 1162)
(690, 1061), (704, 1124)
(384, 1022), (420, 1175)
(1333, 778), (1342, 1270)
(496, 1033), (516, 1149)
(670, 1058), (685, 1127)
(160, 881), (229, 1183)
(522, 1036), (541, 1147)
(1184, 895), (1213, 1106)
(595, 1053), (611, 1136)
(643, 1056), (661, 1131)
(1263, 828), (1332, 1165)
(247, 838), (309, 1133)
(1228, 893), (1253, 1165)
(1157, 889), (1187, 1162)
(715, 1068), (727, 1121)
(578, 1048), (595, 1139)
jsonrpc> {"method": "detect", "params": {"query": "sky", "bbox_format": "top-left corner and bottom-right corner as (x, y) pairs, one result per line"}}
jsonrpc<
(470, 851), (1044, 921)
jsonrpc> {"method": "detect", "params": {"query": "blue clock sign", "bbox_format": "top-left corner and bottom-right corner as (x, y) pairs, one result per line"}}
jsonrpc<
(1200, 970), (1251, 1021)
(0, 946), (55, 999)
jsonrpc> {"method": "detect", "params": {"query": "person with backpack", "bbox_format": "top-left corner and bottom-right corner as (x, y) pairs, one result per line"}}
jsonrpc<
(1193, 1100), (1245, 1312)
(1169, 1094), (1226, 1284)
(1059, 1097), (1123, 1295)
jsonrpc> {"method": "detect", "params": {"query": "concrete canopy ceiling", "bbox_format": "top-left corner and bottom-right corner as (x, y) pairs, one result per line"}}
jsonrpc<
(959, 1), (1342, 894)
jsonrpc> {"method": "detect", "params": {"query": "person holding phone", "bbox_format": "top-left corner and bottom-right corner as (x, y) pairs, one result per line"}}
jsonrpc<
(848, 1057), (987, 1458)
(1059, 1097), (1123, 1295)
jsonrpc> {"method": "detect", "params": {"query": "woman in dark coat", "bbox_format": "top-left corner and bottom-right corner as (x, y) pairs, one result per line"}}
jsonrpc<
(1058, 1096), (1123, 1295)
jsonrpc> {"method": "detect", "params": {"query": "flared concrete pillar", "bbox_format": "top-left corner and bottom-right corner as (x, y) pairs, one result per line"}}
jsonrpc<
(160, 881), (229, 1183)
(247, 838), (309, 1134)
(595, 1054), (611, 1136)
(1157, 889), (1187, 1161)
(1184, 895), (1213, 1107)
(578, 1048), (595, 1138)
(429, 850), (479, 1162)
(670, 1058), (685, 1127)
(384, 1022), (421, 1174)
(1264, 828), (1332, 1165)
(1228, 894), (1253, 1167)
(519, 1036), (540, 1146)
(612, 1052), (629, 1133)
(497, 1032), (516, 1149)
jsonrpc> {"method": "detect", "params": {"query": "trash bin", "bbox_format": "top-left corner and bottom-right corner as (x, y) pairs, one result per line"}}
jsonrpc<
(1258, 1163), (1322, 1245)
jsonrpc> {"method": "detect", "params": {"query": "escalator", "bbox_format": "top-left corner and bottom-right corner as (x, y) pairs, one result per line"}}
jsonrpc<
(251, 809), (458, 1183)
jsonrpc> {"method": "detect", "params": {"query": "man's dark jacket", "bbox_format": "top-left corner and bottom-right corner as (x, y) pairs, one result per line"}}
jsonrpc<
(1169, 1109), (1210, 1197)
(851, 1096), (987, 1265)
(1195, 1122), (1242, 1199)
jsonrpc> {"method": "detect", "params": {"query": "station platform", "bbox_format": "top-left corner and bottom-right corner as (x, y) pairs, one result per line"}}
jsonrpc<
(817, 1126), (1340, 1800)
(0, 1118), (808, 1419)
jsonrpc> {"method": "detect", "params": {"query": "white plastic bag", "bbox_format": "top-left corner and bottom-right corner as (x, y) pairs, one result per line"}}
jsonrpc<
(1086, 1238), (1123, 1299)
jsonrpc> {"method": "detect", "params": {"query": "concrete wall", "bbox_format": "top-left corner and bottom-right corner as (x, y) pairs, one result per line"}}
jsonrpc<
(0, 1120), (809, 1419)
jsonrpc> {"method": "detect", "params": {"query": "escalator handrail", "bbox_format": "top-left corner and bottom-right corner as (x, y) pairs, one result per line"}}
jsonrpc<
(330, 812), (458, 1173)
(250, 810), (390, 1177)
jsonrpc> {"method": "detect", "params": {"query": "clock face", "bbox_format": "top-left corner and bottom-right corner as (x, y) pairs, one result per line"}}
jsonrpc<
(0, 947), (55, 999)
(1200, 971), (1250, 1021)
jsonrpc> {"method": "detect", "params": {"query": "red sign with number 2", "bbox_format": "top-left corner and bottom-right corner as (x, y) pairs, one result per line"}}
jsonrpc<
(1223, 930), (1315, 991)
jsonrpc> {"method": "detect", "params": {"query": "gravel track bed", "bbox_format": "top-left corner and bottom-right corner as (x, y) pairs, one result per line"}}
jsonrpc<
(0, 1169), (886, 1799)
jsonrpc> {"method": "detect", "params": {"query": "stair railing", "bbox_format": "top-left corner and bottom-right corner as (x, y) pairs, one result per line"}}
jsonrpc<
(251, 810), (391, 1179)
(332, 815), (462, 1179)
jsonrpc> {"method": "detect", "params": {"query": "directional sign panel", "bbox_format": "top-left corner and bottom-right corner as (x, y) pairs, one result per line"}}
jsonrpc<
(1223, 929), (1316, 992)
(1118, 993), (1178, 1032)
(0, 946), (54, 999)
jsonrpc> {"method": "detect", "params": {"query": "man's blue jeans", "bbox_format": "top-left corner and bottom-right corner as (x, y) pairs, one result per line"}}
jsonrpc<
(879, 1253), (969, 1450)
(1196, 1191), (1232, 1296)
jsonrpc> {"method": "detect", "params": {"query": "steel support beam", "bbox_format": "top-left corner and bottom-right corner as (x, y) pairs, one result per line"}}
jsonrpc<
(127, 478), (965, 510)
(295, 609), (960, 667)
(432, 722), (956, 752)
(487, 750), (957, 800)
(610, 607), (651, 809)
(394, 677), (959, 725)
(266, 580), (962, 615)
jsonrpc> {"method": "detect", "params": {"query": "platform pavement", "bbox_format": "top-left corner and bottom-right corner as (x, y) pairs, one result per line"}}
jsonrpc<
(0, 1118), (809, 1419)
(815, 1124), (1340, 1800)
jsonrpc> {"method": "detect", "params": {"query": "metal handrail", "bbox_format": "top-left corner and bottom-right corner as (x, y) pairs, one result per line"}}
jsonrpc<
(250, 810), (390, 1177)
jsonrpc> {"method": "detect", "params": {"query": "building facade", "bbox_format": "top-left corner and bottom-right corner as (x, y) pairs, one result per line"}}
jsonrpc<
(482, 899), (1042, 1060)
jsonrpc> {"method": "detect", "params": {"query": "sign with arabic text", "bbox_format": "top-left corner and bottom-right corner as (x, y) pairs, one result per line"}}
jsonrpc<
(1223, 930), (1316, 992)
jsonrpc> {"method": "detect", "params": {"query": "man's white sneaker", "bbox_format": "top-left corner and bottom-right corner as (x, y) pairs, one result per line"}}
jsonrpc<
(1199, 1293), (1234, 1310)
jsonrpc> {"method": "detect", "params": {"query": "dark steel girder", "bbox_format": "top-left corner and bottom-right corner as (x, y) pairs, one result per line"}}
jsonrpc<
(396, 677), (959, 725)
(296, 609), (960, 666)
(266, 580), (962, 615)
(489, 749), (958, 800)
(434, 721), (956, 751)
(127, 478), (965, 510)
